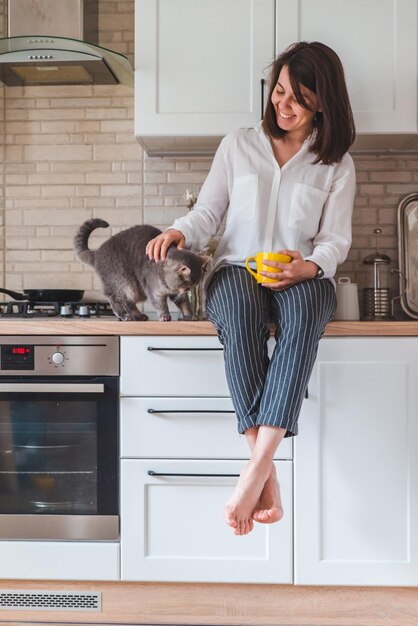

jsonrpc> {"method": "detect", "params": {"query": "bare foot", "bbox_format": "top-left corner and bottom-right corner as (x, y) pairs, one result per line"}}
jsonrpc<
(224, 461), (270, 536)
(252, 464), (284, 524)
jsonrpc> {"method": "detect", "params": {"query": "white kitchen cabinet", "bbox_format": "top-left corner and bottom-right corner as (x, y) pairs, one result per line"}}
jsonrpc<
(121, 333), (418, 587)
(275, 0), (418, 133)
(120, 335), (293, 583)
(135, 0), (418, 153)
(121, 458), (293, 583)
(294, 337), (418, 586)
(134, 0), (275, 155)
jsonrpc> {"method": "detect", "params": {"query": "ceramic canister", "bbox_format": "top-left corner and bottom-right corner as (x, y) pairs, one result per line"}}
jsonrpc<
(334, 276), (360, 321)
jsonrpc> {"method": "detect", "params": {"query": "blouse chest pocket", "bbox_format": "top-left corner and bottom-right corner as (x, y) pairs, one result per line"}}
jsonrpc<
(290, 182), (328, 239)
(229, 174), (258, 222)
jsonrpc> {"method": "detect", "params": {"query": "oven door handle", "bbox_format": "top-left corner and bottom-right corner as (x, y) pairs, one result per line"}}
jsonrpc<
(0, 383), (104, 393)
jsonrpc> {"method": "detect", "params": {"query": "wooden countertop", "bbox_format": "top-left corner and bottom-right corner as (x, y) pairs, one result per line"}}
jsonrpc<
(1, 319), (418, 335)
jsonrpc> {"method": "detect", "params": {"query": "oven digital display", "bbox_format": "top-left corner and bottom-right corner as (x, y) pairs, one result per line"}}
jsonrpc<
(1, 345), (34, 370)
(12, 347), (31, 355)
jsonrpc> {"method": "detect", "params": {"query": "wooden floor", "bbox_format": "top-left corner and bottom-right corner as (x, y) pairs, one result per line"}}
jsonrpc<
(0, 582), (418, 626)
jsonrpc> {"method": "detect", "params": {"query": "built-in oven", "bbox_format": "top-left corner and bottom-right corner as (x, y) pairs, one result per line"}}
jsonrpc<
(0, 336), (119, 541)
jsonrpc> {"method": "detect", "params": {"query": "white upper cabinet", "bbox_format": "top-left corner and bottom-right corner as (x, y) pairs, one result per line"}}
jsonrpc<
(295, 337), (418, 586)
(135, 0), (418, 152)
(135, 0), (275, 154)
(275, 0), (418, 133)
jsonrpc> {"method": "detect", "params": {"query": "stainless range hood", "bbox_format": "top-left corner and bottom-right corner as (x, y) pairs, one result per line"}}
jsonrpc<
(0, 0), (133, 87)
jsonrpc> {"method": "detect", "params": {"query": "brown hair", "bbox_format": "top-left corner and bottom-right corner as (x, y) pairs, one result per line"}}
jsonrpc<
(262, 41), (355, 164)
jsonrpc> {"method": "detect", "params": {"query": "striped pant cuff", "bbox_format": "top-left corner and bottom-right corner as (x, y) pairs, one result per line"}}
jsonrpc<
(237, 413), (258, 434)
(255, 414), (298, 438)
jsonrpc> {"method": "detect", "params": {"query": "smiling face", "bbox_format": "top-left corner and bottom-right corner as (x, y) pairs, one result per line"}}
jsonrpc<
(271, 65), (319, 140)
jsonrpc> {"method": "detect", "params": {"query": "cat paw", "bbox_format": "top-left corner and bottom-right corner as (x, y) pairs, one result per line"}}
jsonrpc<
(114, 313), (129, 321)
(115, 312), (148, 322)
(159, 313), (172, 321)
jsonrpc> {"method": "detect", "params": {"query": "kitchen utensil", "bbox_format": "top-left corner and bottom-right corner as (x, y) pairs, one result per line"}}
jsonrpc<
(334, 276), (360, 320)
(0, 288), (84, 302)
(245, 252), (292, 283)
(397, 192), (418, 318)
(361, 228), (393, 320)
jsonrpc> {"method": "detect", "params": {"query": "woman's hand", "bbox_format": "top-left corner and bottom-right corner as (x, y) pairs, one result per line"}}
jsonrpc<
(146, 229), (186, 261)
(260, 250), (319, 291)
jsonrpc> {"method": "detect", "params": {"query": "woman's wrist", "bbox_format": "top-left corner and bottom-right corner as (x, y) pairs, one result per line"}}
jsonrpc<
(305, 260), (321, 279)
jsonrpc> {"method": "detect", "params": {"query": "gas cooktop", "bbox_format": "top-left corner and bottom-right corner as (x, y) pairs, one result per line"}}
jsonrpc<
(0, 301), (117, 319)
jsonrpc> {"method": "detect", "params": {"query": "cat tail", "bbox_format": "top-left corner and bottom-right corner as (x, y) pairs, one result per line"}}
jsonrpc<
(74, 218), (109, 266)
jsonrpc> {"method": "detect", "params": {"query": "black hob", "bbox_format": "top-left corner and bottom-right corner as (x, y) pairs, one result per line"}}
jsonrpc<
(0, 300), (116, 318)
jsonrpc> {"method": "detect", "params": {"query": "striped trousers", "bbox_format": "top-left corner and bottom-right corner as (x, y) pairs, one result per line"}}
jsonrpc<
(205, 265), (336, 437)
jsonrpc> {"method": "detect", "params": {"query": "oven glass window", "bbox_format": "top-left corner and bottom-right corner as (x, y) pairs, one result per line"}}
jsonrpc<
(0, 378), (118, 516)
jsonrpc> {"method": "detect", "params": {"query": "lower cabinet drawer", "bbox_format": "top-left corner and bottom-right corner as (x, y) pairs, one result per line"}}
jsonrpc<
(120, 397), (292, 460)
(121, 459), (293, 584)
(0, 541), (119, 580)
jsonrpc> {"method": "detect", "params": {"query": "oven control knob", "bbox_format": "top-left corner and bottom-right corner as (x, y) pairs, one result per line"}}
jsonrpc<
(52, 351), (65, 365)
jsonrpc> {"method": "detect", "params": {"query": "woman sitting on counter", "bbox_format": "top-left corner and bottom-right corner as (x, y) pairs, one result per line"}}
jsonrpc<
(146, 41), (356, 536)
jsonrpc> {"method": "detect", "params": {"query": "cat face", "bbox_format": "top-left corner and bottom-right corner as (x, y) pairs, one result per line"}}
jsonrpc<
(164, 249), (209, 292)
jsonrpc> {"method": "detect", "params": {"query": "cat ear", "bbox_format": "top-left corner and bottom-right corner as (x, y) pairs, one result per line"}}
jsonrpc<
(179, 265), (192, 277)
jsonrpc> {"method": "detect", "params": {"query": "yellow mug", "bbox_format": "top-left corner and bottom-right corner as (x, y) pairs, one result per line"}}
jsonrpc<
(245, 252), (292, 284)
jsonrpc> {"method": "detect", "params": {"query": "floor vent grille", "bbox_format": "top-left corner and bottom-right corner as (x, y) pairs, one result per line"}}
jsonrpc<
(0, 590), (102, 611)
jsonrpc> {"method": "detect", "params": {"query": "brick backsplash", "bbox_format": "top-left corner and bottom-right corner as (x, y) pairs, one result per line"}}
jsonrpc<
(0, 0), (416, 306)
(3, 84), (142, 297)
(0, 0), (139, 299)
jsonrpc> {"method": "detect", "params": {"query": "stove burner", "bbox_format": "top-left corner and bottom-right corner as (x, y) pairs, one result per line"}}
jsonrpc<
(0, 301), (60, 317)
(0, 300), (116, 319)
(69, 302), (115, 318)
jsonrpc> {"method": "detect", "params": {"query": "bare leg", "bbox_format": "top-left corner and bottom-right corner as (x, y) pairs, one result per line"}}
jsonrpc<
(224, 425), (286, 535)
(245, 427), (284, 524)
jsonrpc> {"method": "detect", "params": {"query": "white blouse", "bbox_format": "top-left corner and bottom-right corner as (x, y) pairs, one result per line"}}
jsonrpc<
(171, 123), (356, 282)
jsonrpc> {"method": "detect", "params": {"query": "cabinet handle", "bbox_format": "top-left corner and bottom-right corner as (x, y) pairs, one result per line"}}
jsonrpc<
(261, 78), (265, 119)
(147, 347), (223, 352)
(147, 470), (240, 478)
(147, 409), (235, 414)
(305, 387), (309, 399)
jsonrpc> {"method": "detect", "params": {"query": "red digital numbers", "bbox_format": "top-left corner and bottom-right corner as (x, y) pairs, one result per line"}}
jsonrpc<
(11, 347), (30, 355)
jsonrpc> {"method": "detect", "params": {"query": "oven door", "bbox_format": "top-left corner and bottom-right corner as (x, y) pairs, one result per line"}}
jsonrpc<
(0, 376), (118, 540)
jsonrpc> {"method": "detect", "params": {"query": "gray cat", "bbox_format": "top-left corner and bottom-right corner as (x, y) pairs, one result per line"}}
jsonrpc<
(74, 218), (208, 321)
